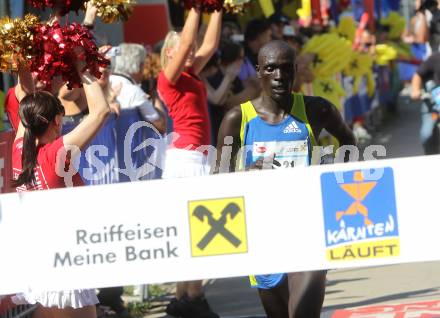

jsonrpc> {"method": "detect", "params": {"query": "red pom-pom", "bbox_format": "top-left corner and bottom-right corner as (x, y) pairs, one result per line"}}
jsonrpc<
(30, 22), (109, 89)
(27, 0), (86, 16)
(180, 0), (224, 13)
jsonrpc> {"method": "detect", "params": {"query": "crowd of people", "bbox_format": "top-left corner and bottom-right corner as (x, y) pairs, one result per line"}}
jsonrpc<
(2, 0), (440, 318)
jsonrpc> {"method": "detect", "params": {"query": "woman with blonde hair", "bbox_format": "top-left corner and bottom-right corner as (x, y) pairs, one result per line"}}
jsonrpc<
(157, 7), (222, 318)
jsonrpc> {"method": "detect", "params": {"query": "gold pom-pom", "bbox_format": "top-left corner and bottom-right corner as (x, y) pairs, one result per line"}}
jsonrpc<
(0, 14), (40, 72)
(223, 0), (251, 14)
(89, 0), (136, 24)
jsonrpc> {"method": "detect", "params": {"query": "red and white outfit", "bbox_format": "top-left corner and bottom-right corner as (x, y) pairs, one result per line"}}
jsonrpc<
(12, 136), (98, 308)
(12, 137), (84, 190)
(157, 70), (212, 178)
(5, 87), (20, 133)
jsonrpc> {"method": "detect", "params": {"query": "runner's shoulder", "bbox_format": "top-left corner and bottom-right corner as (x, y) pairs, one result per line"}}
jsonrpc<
(303, 95), (333, 108)
(223, 96), (259, 123)
(224, 105), (242, 122)
(303, 95), (336, 117)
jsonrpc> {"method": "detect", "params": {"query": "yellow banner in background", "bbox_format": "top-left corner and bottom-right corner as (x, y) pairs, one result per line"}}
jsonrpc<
(258, 0), (275, 18)
(297, 0), (312, 20)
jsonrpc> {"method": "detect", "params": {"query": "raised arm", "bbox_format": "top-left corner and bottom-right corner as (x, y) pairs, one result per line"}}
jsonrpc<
(15, 65), (35, 102)
(63, 71), (110, 153)
(164, 8), (201, 84)
(411, 73), (423, 100)
(192, 10), (223, 75)
(202, 71), (236, 105)
(82, 1), (98, 28)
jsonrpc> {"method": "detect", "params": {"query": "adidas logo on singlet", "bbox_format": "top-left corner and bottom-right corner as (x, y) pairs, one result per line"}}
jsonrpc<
(283, 121), (301, 133)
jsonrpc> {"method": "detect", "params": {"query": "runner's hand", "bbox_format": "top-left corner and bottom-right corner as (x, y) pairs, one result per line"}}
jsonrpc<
(246, 154), (275, 170)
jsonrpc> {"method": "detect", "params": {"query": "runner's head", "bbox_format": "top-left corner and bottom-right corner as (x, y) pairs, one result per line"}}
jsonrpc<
(257, 40), (296, 101)
(14, 92), (65, 187)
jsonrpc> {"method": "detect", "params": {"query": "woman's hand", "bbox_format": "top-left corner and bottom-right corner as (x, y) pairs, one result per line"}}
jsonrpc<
(83, 1), (98, 27)
(108, 83), (122, 115)
(225, 60), (242, 79)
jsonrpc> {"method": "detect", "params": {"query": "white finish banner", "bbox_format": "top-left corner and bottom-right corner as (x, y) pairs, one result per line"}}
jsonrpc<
(0, 155), (437, 295)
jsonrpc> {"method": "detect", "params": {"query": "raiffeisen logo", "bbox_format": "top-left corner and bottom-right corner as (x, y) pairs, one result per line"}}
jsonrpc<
(321, 168), (399, 261)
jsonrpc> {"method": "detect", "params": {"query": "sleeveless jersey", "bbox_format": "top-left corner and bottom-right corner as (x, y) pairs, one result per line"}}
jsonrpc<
(243, 94), (316, 289)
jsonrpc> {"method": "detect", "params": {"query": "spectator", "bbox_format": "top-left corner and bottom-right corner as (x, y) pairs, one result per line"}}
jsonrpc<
(283, 25), (304, 53)
(411, 51), (440, 154)
(239, 18), (271, 81)
(427, 0), (440, 52)
(201, 40), (259, 145)
(399, 0), (431, 88)
(110, 43), (166, 134)
(268, 13), (291, 40)
(221, 20), (242, 41)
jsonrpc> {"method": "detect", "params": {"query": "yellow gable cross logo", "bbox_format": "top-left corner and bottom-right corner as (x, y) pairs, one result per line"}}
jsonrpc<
(188, 197), (248, 257)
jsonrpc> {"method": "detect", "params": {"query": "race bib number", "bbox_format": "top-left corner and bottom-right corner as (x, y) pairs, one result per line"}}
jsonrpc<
(252, 140), (309, 169)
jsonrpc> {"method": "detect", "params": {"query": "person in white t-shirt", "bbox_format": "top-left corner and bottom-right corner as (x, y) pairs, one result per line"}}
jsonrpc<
(110, 43), (166, 134)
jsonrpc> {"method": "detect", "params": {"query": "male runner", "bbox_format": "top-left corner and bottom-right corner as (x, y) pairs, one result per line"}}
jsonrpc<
(215, 40), (355, 318)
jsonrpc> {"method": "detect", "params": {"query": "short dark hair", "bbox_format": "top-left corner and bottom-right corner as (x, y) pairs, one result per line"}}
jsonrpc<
(205, 51), (220, 69)
(258, 40), (296, 65)
(421, 0), (438, 11)
(245, 19), (270, 43)
(220, 40), (243, 65)
(268, 13), (290, 25)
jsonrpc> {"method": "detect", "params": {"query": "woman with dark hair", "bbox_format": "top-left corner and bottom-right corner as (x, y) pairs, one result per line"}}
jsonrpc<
(11, 63), (110, 318)
(201, 39), (260, 145)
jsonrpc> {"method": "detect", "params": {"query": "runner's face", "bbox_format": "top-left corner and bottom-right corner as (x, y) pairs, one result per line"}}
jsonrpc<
(257, 49), (296, 100)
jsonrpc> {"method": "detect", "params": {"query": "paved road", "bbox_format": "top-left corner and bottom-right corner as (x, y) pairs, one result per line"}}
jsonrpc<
(151, 97), (440, 317)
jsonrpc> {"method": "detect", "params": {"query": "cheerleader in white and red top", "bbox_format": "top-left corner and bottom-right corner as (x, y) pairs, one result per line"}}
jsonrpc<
(12, 64), (110, 318)
(156, 7), (222, 318)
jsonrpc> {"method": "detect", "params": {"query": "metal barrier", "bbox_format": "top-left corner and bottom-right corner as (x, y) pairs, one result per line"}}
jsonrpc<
(1, 305), (35, 318)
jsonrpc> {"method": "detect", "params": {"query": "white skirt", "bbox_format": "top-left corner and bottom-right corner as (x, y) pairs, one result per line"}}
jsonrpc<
(11, 289), (98, 309)
(162, 148), (211, 179)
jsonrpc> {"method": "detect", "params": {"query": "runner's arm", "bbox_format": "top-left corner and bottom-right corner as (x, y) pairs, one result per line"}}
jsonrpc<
(214, 106), (242, 173)
(322, 101), (356, 147)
